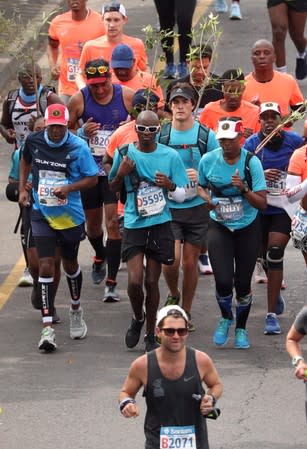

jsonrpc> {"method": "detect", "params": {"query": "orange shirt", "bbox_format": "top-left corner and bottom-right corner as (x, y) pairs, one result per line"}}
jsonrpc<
(48, 9), (105, 96)
(107, 120), (137, 215)
(243, 71), (304, 118)
(79, 34), (148, 76)
(199, 99), (260, 143)
(288, 145), (307, 181)
(111, 70), (164, 109)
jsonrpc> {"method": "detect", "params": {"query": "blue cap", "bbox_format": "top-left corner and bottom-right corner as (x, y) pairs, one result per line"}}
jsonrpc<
(112, 44), (134, 69)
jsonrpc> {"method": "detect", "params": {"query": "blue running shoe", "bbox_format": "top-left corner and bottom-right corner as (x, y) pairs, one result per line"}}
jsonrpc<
(234, 328), (250, 349)
(163, 63), (177, 79)
(275, 293), (286, 316)
(215, 0), (228, 13)
(177, 62), (189, 78)
(264, 313), (281, 335)
(213, 318), (233, 346)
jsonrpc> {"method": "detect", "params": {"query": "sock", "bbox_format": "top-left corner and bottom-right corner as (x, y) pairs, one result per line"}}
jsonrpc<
(216, 292), (233, 320)
(236, 293), (253, 328)
(65, 266), (82, 303)
(106, 239), (122, 281)
(297, 50), (306, 58)
(88, 233), (106, 261)
(275, 65), (287, 73)
(38, 276), (54, 318)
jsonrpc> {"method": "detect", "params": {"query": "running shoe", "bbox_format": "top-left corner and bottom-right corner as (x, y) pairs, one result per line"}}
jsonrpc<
(186, 310), (196, 332)
(295, 54), (307, 80)
(198, 254), (213, 275)
(215, 0), (228, 13)
(234, 328), (250, 349)
(275, 293), (286, 316)
(254, 259), (267, 284)
(177, 62), (189, 78)
(264, 313), (281, 335)
(125, 314), (145, 348)
(30, 281), (41, 309)
(163, 63), (177, 79)
(164, 292), (181, 306)
(213, 318), (233, 346)
(91, 258), (106, 285)
(18, 267), (33, 287)
(103, 284), (120, 302)
(229, 2), (242, 20)
(69, 307), (87, 339)
(38, 326), (57, 351)
(144, 333), (159, 352)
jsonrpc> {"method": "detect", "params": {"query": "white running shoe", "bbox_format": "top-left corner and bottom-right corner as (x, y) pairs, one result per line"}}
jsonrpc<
(69, 307), (87, 339)
(254, 260), (267, 284)
(229, 2), (242, 20)
(215, 0), (228, 13)
(18, 267), (33, 287)
(38, 326), (57, 351)
(103, 284), (120, 302)
(198, 254), (213, 275)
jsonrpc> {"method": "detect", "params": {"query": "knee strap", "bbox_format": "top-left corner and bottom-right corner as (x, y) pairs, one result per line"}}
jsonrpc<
(266, 246), (284, 270)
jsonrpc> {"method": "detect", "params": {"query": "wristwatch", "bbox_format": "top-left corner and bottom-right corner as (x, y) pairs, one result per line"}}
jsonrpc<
(241, 184), (250, 195)
(292, 355), (304, 367)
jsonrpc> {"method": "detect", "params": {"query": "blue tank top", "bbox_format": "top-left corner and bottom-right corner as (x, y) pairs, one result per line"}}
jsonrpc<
(81, 84), (129, 176)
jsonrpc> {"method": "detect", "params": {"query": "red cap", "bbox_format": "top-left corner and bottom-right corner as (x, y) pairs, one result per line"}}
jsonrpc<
(44, 104), (69, 126)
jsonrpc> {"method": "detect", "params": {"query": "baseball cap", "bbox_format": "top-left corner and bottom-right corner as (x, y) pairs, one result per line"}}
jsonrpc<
(169, 86), (195, 103)
(259, 102), (281, 116)
(102, 2), (127, 17)
(132, 89), (160, 107)
(112, 44), (134, 69)
(156, 305), (189, 327)
(85, 59), (111, 85)
(44, 104), (69, 126)
(216, 118), (244, 139)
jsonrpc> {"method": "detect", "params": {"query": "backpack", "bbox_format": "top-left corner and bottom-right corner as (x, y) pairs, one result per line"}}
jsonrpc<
(205, 151), (254, 197)
(117, 144), (140, 204)
(158, 121), (210, 156)
(6, 86), (56, 128)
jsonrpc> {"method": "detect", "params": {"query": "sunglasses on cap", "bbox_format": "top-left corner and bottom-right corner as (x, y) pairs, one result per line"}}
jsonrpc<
(86, 65), (109, 75)
(160, 328), (188, 337)
(135, 124), (160, 133)
(103, 3), (121, 13)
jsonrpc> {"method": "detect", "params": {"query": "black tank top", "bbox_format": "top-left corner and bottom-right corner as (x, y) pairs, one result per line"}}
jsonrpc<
(144, 347), (209, 449)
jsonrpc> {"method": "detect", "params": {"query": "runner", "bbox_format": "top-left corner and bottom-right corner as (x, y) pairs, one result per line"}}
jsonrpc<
(109, 110), (188, 352)
(159, 83), (219, 331)
(68, 58), (134, 301)
(48, 0), (105, 103)
(19, 104), (98, 351)
(118, 305), (223, 449)
(199, 69), (260, 143)
(198, 117), (267, 348)
(76, 2), (148, 89)
(245, 102), (304, 335)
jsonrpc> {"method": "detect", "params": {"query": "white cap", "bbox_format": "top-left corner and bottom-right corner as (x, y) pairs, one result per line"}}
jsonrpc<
(102, 3), (127, 17)
(216, 119), (244, 139)
(259, 102), (281, 116)
(156, 305), (189, 327)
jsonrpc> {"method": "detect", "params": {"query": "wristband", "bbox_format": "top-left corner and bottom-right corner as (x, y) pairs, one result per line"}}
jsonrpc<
(77, 124), (88, 140)
(169, 182), (177, 192)
(119, 397), (136, 413)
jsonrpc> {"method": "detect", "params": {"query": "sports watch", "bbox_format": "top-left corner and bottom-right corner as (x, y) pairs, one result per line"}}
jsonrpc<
(241, 184), (249, 195)
(292, 355), (304, 367)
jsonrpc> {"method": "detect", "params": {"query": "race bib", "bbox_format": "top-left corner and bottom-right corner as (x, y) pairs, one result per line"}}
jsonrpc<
(291, 205), (307, 242)
(137, 181), (166, 217)
(38, 170), (68, 207)
(266, 171), (287, 195)
(89, 129), (112, 157)
(67, 57), (79, 82)
(215, 196), (243, 222)
(160, 426), (196, 449)
(184, 180), (198, 200)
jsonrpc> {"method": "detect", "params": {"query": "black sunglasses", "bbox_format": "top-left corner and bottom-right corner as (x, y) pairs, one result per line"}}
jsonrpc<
(160, 328), (188, 337)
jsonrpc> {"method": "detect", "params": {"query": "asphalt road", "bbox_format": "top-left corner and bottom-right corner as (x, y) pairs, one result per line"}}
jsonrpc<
(0, 1), (306, 448)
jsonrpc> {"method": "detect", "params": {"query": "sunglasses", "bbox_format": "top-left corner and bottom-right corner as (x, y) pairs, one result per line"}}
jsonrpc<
(160, 328), (188, 337)
(86, 65), (109, 75)
(135, 124), (160, 133)
(103, 3), (121, 13)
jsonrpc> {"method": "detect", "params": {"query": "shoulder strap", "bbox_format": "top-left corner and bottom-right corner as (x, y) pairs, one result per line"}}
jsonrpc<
(244, 151), (254, 190)
(7, 89), (19, 126)
(197, 123), (209, 156)
(159, 122), (172, 146)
